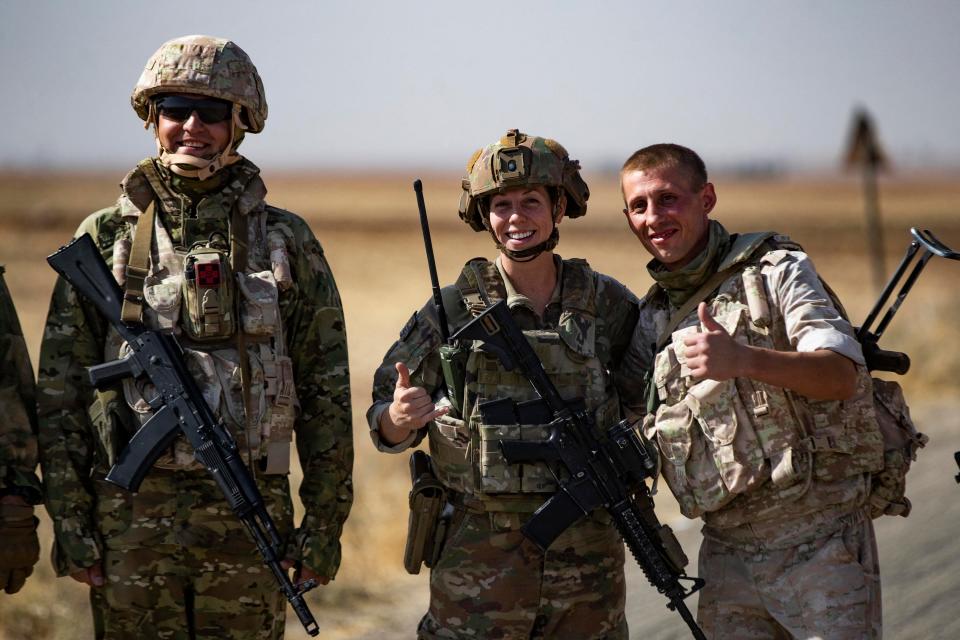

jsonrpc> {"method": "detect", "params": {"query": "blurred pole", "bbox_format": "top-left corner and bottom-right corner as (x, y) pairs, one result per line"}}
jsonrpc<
(862, 155), (885, 292)
(843, 107), (889, 295)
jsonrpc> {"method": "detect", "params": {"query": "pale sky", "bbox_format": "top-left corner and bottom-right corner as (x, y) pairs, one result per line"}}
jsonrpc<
(2, 0), (958, 172)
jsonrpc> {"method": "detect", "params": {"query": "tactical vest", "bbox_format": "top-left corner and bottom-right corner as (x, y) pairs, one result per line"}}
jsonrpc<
(101, 159), (297, 475)
(645, 234), (884, 523)
(427, 258), (621, 512)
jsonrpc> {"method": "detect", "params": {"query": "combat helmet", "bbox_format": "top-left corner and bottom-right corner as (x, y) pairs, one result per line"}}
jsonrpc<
(131, 35), (267, 180)
(458, 129), (589, 260)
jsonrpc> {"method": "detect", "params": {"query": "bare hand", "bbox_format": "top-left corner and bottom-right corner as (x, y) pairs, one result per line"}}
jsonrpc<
(683, 303), (745, 381)
(281, 558), (329, 587)
(70, 563), (105, 587)
(386, 362), (448, 436)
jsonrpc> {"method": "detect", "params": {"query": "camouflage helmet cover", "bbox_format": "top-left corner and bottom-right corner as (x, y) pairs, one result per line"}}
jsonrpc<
(131, 35), (268, 133)
(458, 129), (590, 231)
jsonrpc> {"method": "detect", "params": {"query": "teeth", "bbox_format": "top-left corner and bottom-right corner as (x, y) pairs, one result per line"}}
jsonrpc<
(508, 231), (534, 240)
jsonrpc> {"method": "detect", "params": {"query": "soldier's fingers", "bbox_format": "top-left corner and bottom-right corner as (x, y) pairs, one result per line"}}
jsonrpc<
(425, 406), (449, 423)
(395, 362), (412, 389)
(395, 385), (430, 404)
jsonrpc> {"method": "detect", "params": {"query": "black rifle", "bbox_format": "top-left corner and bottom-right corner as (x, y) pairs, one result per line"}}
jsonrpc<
(47, 234), (320, 637)
(858, 227), (960, 375)
(855, 227), (960, 483)
(451, 301), (707, 640)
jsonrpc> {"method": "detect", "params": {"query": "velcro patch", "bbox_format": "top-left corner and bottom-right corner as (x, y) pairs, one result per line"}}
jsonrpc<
(196, 262), (221, 287)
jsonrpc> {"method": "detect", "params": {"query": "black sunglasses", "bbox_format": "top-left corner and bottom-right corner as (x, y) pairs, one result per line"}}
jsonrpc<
(155, 96), (233, 124)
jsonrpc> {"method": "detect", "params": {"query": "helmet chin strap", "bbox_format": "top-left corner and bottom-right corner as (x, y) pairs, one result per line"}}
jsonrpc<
(154, 103), (245, 181)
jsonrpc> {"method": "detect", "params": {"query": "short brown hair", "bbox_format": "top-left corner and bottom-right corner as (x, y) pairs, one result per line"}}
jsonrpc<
(620, 144), (708, 193)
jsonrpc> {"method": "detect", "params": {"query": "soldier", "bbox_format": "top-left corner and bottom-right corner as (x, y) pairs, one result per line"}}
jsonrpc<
(37, 35), (353, 639)
(367, 129), (640, 639)
(619, 143), (883, 639)
(0, 268), (42, 596)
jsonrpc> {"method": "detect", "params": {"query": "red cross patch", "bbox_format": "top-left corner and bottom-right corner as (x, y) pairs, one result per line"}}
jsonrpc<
(196, 262), (221, 287)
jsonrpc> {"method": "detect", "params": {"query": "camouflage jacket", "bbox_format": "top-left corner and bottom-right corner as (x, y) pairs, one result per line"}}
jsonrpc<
(367, 255), (640, 453)
(0, 268), (41, 504)
(37, 158), (353, 576)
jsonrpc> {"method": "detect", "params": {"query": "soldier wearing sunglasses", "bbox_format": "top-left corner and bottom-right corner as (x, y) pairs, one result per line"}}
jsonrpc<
(37, 35), (353, 639)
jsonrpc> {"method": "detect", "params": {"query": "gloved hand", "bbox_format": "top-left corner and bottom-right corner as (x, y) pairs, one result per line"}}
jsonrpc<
(0, 497), (41, 594)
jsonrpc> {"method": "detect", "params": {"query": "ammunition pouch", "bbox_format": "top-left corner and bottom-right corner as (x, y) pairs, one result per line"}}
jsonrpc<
(403, 450), (450, 574)
(868, 378), (927, 518)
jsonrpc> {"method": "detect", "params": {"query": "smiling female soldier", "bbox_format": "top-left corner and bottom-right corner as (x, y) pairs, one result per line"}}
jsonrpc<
(367, 130), (640, 639)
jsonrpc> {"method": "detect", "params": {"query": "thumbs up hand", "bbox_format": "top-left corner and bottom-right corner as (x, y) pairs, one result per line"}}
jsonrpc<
(382, 362), (449, 441)
(682, 303), (744, 381)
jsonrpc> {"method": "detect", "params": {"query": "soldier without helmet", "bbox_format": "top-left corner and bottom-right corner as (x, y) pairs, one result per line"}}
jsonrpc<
(37, 35), (353, 639)
(618, 144), (885, 639)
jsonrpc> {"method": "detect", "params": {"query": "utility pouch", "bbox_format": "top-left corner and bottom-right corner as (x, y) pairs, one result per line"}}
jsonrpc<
(868, 378), (927, 518)
(439, 342), (468, 413)
(403, 450), (449, 574)
(181, 246), (236, 341)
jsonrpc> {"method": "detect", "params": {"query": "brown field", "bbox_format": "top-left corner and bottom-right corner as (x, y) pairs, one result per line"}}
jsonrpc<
(1, 170), (959, 639)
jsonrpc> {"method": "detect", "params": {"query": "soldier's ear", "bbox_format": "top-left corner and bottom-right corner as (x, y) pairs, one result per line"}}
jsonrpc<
(553, 191), (567, 224)
(701, 182), (717, 215)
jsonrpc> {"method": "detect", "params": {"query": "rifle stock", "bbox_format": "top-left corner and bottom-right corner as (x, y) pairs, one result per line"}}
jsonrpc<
(47, 233), (321, 636)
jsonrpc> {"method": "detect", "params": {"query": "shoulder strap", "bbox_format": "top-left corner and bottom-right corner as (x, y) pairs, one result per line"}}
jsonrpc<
(654, 265), (738, 351)
(120, 201), (155, 324)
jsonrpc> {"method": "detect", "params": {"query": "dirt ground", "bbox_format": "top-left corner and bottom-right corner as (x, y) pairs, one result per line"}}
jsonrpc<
(1, 171), (959, 639)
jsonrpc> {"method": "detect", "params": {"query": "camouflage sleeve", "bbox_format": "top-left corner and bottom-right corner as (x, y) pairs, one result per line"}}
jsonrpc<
(365, 297), (446, 453)
(0, 268), (41, 504)
(593, 272), (640, 369)
(281, 215), (353, 578)
(37, 213), (113, 575)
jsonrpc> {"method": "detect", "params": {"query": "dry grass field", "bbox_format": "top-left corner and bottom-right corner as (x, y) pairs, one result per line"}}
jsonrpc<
(1, 169), (959, 639)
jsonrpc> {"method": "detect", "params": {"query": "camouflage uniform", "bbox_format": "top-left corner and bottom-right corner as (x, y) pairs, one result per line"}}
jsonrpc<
(621, 222), (883, 639)
(368, 255), (639, 639)
(0, 268), (42, 594)
(37, 35), (352, 640)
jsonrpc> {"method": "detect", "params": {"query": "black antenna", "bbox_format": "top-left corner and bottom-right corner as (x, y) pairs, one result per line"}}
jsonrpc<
(414, 179), (449, 342)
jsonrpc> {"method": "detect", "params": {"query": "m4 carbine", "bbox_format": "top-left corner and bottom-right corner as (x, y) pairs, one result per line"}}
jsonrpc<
(47, 233), (320, 637)
(451, 300), (707, 640)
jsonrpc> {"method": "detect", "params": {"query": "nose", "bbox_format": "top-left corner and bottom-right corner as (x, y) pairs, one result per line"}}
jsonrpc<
(182, 111), (204, 130)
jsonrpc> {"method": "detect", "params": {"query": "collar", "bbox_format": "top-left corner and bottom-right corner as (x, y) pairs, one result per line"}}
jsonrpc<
(494, 253), (564, 313)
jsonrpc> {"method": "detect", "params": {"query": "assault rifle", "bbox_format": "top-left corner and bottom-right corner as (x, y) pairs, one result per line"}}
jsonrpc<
(450, 301), (707, 640)
(858, 228), (960, 375)
(47, 234), (321, 637)
(854, 227), (960, 483)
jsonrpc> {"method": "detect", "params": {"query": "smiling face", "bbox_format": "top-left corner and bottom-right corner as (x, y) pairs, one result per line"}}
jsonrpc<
(621, 164), (717, 270)
(487, 185), (563, 255)
(156, 93), (232, 159)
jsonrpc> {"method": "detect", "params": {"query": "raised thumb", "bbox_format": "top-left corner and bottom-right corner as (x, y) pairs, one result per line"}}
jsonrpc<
(395, 362), (412, 389)
(698, 302), (726, 333)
